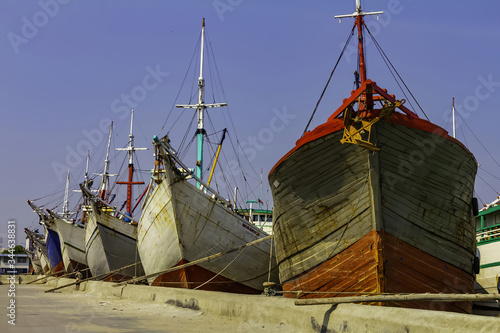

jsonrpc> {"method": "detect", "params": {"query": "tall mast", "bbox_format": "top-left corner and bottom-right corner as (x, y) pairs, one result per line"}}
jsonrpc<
(84, 150), (90, 182)
(197, 19), (206, 186)
(176, 18), (227, 189)
(62, 169), (70, 217)
(116, 109), (148, 216)
(335, 1), (383, 85)
(452, 98), (456, 138)
(97, 122), (116, 201)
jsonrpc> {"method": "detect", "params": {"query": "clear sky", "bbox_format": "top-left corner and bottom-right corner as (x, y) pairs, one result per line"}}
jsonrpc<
(1, 0), (499, 247)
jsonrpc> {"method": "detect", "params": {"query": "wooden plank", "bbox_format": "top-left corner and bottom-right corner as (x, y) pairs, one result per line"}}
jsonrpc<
(295, 293), (499, 306)
(281, 230), (379, 298)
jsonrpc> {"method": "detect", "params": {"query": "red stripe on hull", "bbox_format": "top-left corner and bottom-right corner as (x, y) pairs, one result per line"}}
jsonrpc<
(270, 112), (473, 177)
(382, 230), (473, 313)
(282, 230), (473, 313)
(152, 259), (260, 294)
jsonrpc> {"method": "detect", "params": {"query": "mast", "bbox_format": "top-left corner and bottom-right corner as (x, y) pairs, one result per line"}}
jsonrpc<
(206, 128), (227, 187)
(84, 150), (90, 182)
(176, 18), (227, 189)
(335, 1), (382, 110)
(62, 169), (70, 217)
(116, 109), (148, 216)
(96, 122), (116, 202)
(260, 168), (263, 209)
(452, 98), (456, 138)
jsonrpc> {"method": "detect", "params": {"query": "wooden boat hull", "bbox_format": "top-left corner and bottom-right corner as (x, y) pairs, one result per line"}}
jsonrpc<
(138, 159), (279, 293)
(269, 115), (477, 313)
(51, 218), (89, 276)
(28, 232), (51, 274)
(40, 252), (51, 274)
(26, 249), (43, 274)
(34, 240), (51, 274)
(85, 201), (144, 281)
(31, 256), (43, 274)
(45, 227), (64, 275)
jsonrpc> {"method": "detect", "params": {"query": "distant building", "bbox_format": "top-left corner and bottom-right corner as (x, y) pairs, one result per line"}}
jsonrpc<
(0, 254), (30, 275)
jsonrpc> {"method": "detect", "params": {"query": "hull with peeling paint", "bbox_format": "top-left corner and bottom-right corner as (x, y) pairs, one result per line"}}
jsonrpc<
(85, 200), (144, 281)
(50, 217), (89, 276)
(269, 112), (477, 313)
(138, 155), (278, 293)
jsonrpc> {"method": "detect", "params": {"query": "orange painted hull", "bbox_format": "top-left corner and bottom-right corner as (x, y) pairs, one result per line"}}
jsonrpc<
(282, 230), (473, 313)
(152, 259), (261, 294)
(52, 260), (65, 277)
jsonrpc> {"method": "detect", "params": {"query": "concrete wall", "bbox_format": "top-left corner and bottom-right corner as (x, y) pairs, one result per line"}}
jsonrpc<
(0, 274), (44, 284)
(77, 279), (500, 332)
(5, 276), (500, 332)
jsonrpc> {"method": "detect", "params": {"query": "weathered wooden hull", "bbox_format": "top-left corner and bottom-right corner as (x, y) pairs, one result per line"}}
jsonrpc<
(52, 218), (89, 276)
(138, 158), (279, 293)
(85, 201), (144, 281)
(26, 249), (43, 274)
(31, 257), (43, 274)
(40, 252), (51, 274)
(30, 236), (51, 274)
(34, 241), (51, 274)
(269, 115), (477, 313)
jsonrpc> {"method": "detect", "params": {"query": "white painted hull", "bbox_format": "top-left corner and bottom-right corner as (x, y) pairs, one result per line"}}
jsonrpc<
(27, 250), (43, 274)
(85, 200), (144, 281)
(39, 250), (51, 274)
(31, 238), (50, 274)
(138, 157), (278, 292)
(32, 259), (43, 274)
(52, 218), (87, 274)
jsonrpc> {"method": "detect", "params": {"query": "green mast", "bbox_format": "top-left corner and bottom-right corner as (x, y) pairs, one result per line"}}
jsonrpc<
(176, 18), (227, 188)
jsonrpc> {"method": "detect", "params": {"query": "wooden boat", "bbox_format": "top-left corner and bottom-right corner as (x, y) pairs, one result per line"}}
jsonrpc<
(24, 228), (48, 274)
(268, 1), (477, 313)
(474, 198), (500, 310)
(37, 170), (90, 277)
(83, 113), (145, 281)
(138, 19), (278, 293)
(27, 200), (65, 275)
(237, 201), (273, 235)
(46, 209), (88, 276)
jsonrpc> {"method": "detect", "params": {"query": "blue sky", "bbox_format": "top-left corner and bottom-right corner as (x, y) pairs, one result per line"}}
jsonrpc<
(1, 0), (499, 247)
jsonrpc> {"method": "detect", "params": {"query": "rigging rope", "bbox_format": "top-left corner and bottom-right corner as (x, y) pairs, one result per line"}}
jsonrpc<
(303, 25), (356, 134)
(458, 111), (500, 170)
(193, 233), (259, 290)
(364, 24), (430, 121)
(159, 33), (201, 135)
(177, 111), (197, 156)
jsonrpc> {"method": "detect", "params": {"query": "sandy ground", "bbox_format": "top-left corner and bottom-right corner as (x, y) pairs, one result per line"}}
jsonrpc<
(0, 284), (292, 332)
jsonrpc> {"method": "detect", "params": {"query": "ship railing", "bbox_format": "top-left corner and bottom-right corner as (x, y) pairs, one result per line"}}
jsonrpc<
(153, 135), (234, 209)
(80, 185), (139, 224)
(476, 224), (500, 242)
